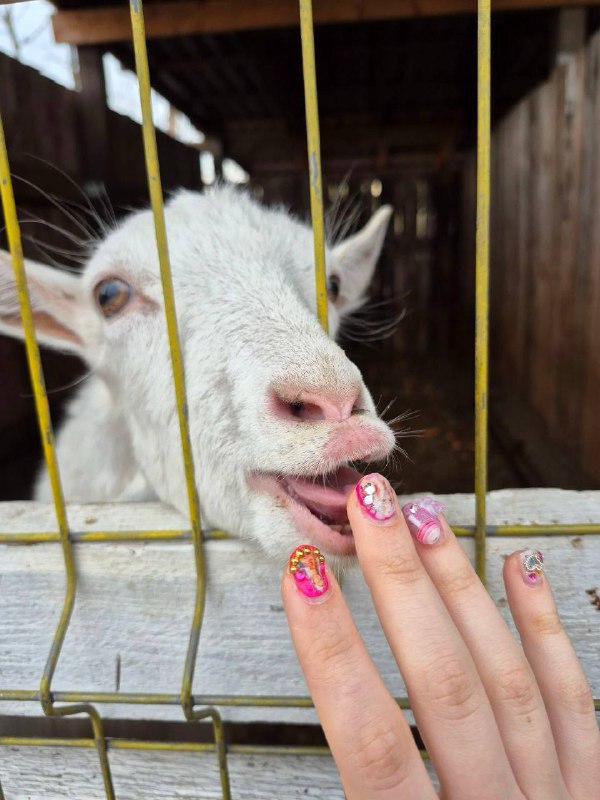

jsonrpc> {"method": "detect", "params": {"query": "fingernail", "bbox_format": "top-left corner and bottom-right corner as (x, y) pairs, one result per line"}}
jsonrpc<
(289, 544), (329, 599)
(402, 497), (445, 545)
(356, 473), (397, 524)
(520, 549), (545, 586)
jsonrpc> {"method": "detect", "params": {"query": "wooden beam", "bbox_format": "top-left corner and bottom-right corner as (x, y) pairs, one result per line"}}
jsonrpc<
(0, 492), (599, 724)
(53, 0), (600, 46)
(76, 46), (110, 182)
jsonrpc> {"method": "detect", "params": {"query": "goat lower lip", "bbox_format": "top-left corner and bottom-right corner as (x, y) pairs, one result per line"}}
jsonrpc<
(282, 474), (355, 526)
(247, 470), (358, 554)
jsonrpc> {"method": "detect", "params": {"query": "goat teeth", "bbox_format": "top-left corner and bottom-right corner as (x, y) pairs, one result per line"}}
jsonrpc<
(329, 524), (343, 532)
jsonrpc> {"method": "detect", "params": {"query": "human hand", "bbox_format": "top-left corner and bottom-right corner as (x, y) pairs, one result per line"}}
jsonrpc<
(281, 473), (600, 799)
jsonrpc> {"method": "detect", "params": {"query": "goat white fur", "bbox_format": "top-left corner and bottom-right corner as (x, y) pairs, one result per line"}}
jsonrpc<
(0, 186), (395, 563)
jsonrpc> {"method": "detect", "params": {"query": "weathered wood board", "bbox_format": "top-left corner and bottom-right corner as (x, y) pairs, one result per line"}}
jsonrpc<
(465, 31), (600, 484)
(0, 490), (598, 726)
(0, 746), (439, 799)
(0, 490), (598, 798)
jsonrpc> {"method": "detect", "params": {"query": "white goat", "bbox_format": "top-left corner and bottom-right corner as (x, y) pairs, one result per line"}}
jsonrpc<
(0, 186), (395, 563)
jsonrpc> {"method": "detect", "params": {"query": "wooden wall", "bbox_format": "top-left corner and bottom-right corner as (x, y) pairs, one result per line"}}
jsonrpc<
(0, 53), (202, 500)
(462, 30), (600, 484)
(0, 52), (201, 202)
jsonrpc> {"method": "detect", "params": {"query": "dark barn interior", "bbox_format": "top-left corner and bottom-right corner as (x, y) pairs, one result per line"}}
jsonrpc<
(1, 1), (600, 500)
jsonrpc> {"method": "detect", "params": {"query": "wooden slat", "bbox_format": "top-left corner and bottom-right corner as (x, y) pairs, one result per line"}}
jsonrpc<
(554, 51), (585, 445)
(531, 76), (559, 428)
(581, 34), (600, 478)
(52, 0), (600, 47)
(0, 491), (598, 727)
(482, 30), (600, 485)
(0, 746), (439, 798)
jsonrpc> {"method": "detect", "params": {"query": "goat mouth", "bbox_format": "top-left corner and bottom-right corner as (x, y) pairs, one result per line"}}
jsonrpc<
(249, 466), (361, 556)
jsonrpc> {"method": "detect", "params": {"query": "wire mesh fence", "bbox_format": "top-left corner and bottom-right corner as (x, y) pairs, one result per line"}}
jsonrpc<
(0, 0), (598, 797)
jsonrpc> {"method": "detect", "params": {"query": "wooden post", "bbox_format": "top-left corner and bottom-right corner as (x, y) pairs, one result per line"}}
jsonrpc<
(76, 45), (110, 186)
(555, 7), (586, 64)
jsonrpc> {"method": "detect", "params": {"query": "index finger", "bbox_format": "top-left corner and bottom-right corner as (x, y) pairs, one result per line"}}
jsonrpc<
(282, 543), (435, 800)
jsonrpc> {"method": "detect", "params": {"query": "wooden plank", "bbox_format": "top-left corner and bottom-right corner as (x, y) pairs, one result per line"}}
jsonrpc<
(52, 0), (600, 47)
(0, 746), (440, 798)
(581, 33), (600, 479)
(530, 76), (559, 428)
(501, 111), (519, 382)
(514, 98), (530, 393)
(0, 492), (599, 726)
(554, 50), (585, 448)
(490, 388), (595, 488)
(571, 40), (596, 464)
(76, 46), (110, 183)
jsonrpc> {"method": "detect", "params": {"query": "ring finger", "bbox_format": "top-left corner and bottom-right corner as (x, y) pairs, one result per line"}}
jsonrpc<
(410, 508), (567, 799)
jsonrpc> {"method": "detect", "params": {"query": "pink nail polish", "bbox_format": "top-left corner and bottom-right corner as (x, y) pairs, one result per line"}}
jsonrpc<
(401, 497), (445, 545)
(356, 473), (397, 523)
(289, 544), (329, 598)
(520, 549), (544, 586)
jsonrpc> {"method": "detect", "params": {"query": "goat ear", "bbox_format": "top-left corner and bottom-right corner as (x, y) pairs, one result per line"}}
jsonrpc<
(331, 204), (392, 310)
(0, 250), (85, 356)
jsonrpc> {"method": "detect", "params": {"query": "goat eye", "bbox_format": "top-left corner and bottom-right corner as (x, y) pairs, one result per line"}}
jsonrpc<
(94, 278), (132, 318)
(327, 274), (340, 302)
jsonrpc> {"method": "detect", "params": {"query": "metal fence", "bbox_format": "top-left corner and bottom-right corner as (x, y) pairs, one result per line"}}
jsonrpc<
(0, 0), (598, 797)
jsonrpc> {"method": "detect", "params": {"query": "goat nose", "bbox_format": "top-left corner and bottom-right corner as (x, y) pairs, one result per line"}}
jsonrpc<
(271, 388), (360, 422)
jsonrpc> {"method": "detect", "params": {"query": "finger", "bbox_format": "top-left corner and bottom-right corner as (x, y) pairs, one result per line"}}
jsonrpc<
(406, 505), (566, 799)
(505, 549), (600, 800)
(282, 543), (436, 800)
(349, 475), (520, 800)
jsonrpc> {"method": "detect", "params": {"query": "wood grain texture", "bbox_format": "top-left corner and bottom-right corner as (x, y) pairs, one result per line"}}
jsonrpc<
(0, 746), (439, 799)
(0, 491), (598, 726)
(475, 31), (600, 484)
(581, 34), (600, 479)
(51, 0), (600, 46)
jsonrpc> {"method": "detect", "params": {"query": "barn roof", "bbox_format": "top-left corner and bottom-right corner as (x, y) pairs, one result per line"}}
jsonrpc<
(51, 1), (600, 174)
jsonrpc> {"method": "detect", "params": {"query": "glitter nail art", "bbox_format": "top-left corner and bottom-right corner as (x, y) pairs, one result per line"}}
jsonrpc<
(402, 497), (445, 545)
(289, 544), (329, 598)
(356, 473), (396, 523)
(521, 549), (544, 585)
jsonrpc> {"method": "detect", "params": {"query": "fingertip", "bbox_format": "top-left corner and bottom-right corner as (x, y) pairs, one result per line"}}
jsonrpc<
(284, 543), (335, 606)
(401, 498), (447, 546)
(348, 473), (400, 528)
(504, 548), (546, 589)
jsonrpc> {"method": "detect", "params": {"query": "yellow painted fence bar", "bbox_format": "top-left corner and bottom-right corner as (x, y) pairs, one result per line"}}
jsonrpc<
(128, 1), (231, 796)
(0, 115), (115, 798)
(475, 0), (491, 583)
(1, 0), (599, 795)
(0, 523), (599, 546)
(299, 0), (329, 333)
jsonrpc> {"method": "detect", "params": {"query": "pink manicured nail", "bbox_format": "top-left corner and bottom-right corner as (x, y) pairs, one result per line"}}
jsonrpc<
(289, 544), (329, 599)
(356, 473), (397, 524)
(520, 549), (545, 586)
(402, 497), (445, 545)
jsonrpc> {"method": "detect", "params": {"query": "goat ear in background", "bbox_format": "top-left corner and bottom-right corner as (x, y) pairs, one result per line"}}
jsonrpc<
(0, 251), (86, 356)
(330, 204), (393, 312)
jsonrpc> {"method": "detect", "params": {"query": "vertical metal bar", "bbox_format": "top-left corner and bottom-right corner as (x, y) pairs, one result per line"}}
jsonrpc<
(475, 0), (491, 583)
(0, 113), (115, 798)
(0, 128), (68, 541)
(298, 0), (329, 334)
(128, 3), (230, 797)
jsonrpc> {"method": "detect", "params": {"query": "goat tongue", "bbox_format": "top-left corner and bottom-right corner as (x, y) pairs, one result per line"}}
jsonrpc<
(284, 467), (361, 524)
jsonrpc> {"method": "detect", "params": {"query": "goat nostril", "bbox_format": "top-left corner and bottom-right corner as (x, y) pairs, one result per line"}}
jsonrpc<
(290, 401), (304, 418)
(270, 387), (360, 423)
